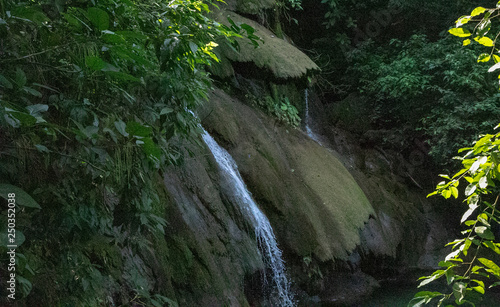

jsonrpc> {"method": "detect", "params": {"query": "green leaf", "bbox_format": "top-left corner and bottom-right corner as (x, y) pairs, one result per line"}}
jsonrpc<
(427, 191), (438, 197)
(478, 258), (500, 276)
(474, 36), (495, 47)
(102, 31), (125, 43)
(483, 241), (500, 254)
(478, 53), (491, 63)
(453, 282), (466, 302)
(63, 12), (82, 29)
(446, 247), (463, 261)
(160, 107), (174, 115)
(465, 220), (476, 226)
(442, 189), (452, 199)
(0, 184), (41, 209)
(14, 68), (27, 88)
(465, 184), (477, 196)
(17, 275), (32, 295)
(22, 87), (42, 97)
(445, 269), (455, 285)
(126, 121), (152, 138)
(0, 229), (25, 247)
(35, 144), (50, 153)
(439, 261), (454, 267)
(471, 7), (487, 17)
(463, 239), (472, 256)
(478, 19), (492, 36)
(0, 74), (13, 89)
(476, 226), (495, 240)
(409, 291), (443, 306)
(418, 270), (445, 287)
(85, 56), (105, 71)
(142, 137), (162, 162)
(449, 28), (472, 38)
(26, 104), (48, 116)
(114, 120), (128, 137)
(471, 156), (488, 172)
(87, 7), (109, 31)
(478, 176), (488, 189)
(9, 111), (37, 127)
(456, 16), (472, 27)
(104, 71), (140, 82)
(189, 41), (198, 54)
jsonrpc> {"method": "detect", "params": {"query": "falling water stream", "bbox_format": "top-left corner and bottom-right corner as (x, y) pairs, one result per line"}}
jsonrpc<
(201, 129), (294, 306)
(304, 89), (322, 145)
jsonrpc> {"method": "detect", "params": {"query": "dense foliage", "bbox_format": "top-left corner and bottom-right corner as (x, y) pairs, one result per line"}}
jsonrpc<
(410, 3), (500, 306)
(288, 1), (494, 167)
(348, 34), (499, 164)
(0, 0), (249, 305)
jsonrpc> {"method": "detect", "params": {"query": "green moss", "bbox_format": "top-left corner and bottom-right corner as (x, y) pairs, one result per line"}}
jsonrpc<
(214, 11), (319, 79)
(222, 0), (276, 15)
(202, 88), (374, 262)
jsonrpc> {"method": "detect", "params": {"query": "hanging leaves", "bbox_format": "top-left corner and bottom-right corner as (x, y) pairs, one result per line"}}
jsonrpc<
(87, 7), (109, 31)
(0, 0), (246, 305)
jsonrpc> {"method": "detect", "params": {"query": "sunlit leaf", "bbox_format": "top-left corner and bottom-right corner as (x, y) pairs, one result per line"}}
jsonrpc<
(479, 176), (488, 189)
(456, 16), (472, 27)
(471, 7), (487, 16)
(476, 226), (495, 240)
(475, 36), (495, 47)
(489, 63), (500, 74)
(449, 28), (472, 37)
(478, 258), (500, 276)
(478, 53), (491, 62)
(465, 184), (477, 196)
(418, 270), (445, 287)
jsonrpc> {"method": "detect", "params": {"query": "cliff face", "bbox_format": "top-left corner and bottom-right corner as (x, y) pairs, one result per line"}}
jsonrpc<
(154, 2), (452, 306)
(159, 88), (374, 305)
(200, 89), (373, 262)
(156, 86), (449, 305)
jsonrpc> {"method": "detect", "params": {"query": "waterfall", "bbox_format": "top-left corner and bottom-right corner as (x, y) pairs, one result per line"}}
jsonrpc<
(201, 129), (294, 306)
(304, 89), (322, 145)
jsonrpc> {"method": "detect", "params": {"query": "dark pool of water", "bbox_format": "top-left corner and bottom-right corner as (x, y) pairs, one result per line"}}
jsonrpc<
(359, 271), (500, 307)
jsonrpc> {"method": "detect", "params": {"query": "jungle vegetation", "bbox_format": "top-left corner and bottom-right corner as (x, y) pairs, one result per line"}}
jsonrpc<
(2, 0), (500, 305)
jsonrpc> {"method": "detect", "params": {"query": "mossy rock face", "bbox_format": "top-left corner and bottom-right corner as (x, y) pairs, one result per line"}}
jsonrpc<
(317, 124), (436, 267)
(222, 0), (276, 15)
(160, 141), (263, 306)
(200, 88), (373, 262)
(213, 11), (319, 79)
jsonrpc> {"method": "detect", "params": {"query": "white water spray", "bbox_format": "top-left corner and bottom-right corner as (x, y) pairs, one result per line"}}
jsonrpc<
(304, 89), (322, 145)
(201, 129), (294, 306)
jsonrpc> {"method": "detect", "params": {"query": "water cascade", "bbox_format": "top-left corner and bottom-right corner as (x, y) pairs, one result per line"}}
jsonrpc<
(201, 129), (294, 306)
(304, 89), (322, 145)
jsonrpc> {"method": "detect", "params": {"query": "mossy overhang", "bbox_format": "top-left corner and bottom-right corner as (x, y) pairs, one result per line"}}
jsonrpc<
(222, 0), (276, 15)
(212, 10), (320, 79)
